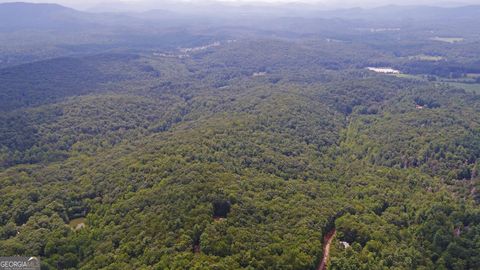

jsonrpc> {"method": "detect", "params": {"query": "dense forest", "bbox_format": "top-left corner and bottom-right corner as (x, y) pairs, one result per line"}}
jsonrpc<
(1, 2), (480, 270)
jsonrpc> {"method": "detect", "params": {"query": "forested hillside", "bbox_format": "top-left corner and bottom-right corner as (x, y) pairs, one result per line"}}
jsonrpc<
(1, 3), (480, 270)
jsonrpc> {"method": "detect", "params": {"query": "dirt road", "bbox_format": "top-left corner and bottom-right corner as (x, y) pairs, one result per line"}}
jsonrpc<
(317, 229), (336, 270)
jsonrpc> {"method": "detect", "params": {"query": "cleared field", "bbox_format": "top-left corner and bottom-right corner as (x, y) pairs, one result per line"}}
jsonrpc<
(448, 82), (480, 93)
(431, 37), (464, 43)
(394, 73), (425, 80)
(466, 73), (480, 78)
(408, 54), (444, 61)
(367, 67), (400, 74)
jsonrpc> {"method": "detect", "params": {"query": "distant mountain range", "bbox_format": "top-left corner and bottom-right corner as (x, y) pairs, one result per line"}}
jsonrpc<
(2, 1), (480, 30)
(0, 2), (140, 32)
(0, 2), (87, 31)
(314, 5), (480, 21)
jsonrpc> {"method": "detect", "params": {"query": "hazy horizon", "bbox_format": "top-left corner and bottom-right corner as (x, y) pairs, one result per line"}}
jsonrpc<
(0, 0), (478, 11)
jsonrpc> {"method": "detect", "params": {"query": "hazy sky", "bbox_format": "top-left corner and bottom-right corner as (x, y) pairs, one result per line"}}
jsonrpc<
(0, 0), (478, 10)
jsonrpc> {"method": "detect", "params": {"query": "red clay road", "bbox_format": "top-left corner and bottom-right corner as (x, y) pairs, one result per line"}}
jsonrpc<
(317, 229), (336, 270)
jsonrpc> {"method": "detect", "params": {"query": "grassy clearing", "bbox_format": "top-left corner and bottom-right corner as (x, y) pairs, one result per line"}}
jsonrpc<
(68, 217), (86, 230)
(394, 74), (480, 94)
(447, 82), (480, 94)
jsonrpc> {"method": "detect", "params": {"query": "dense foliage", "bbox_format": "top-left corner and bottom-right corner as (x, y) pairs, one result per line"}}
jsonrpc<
(1, 3), (480, 270)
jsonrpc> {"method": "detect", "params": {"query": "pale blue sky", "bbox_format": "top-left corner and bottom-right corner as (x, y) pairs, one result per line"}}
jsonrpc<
(0, 0), (477, 10)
